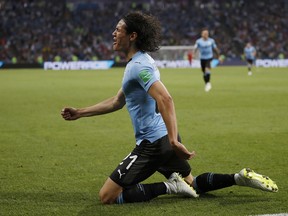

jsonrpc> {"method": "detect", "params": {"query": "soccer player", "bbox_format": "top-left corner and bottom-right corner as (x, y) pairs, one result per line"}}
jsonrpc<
(194, 28), (220, 92)
(61, 12), (278, 205)
(244, 42), (257, 75)
(187, 51), (193, 65)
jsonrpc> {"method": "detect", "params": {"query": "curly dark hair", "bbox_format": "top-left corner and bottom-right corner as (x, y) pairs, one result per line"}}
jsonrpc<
(122, 11), (162, 52)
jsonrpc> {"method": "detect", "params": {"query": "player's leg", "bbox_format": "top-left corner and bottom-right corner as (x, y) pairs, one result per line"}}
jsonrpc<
(191, 172), (235, 193)
(101, 138), (189, 204)
(200, 59), (207, 84)
(99, 177), (123, 204)
(160, 165), (235, 195)
(247, 59), (253, 75)
(202, 59), (212, 91)
(157, 135), (198, 197)
(158, 160), (198, 198)
(99, 156), (166, 204)
(190, 168), (278, 194)
(158, 136), (278, 195)
(103, 146), (164, 204)
(204, 60), (212, 84)
(119, 136), (200, 203)
(116, 182), (167, 204)
(115, 172), (198, 204)
(99, 176), (167, 204)
(200, 59), (206, 74)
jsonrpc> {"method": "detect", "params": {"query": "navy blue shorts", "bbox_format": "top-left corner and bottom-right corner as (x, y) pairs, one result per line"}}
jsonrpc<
(200, 58), (213, 72)
(246, 58), (254, 64)
(109, 135), (191, 188)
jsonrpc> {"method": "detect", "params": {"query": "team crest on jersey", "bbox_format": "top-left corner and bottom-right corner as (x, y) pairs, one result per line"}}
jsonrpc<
(139, 69), (152, 83)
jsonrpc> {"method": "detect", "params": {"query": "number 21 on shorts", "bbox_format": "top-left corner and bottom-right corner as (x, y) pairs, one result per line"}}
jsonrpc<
(119, 153), (138, 170)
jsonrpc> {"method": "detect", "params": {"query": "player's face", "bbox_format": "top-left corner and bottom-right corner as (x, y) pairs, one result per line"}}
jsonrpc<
(201, 30), (209, 39)
(112, 20), (131, 52)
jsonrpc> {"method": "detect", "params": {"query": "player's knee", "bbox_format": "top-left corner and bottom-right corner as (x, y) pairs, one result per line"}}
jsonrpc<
(99, 189), (116, 204)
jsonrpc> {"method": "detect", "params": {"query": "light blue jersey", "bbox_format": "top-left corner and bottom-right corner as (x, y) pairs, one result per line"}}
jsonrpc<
(195, 37), (217, 59)
(244, 46), (256, 60)
(122, 51), (167, 145)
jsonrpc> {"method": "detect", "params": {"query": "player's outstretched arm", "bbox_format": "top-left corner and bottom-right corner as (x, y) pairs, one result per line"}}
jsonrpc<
(61, 88), (126, 121)
(148, 81), (196, 160)
(214, 47), (220, 59)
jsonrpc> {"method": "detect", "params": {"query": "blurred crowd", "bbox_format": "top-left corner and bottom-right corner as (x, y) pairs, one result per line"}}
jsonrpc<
(0, 0), (287, 64)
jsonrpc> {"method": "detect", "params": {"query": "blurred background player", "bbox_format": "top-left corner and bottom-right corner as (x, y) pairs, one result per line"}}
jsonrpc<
(187, 51), (193, 66)
(244, 42), (257, 76)
(194, 28), (220, 92)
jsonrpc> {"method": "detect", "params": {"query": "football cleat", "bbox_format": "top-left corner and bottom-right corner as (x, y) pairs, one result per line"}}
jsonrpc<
(165, 172), (199, 198)
(235, 168), (278, 192)
(205, 82), (212, 92)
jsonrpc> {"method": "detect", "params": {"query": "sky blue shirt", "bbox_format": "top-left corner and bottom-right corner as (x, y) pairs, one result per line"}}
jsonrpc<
(195, 37), (217, 60)
(244, 46), (256, 60)
(122, 51), (167, 145)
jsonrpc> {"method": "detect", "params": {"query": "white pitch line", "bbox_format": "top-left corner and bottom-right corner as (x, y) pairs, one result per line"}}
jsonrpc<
(253, 214), (288, 216)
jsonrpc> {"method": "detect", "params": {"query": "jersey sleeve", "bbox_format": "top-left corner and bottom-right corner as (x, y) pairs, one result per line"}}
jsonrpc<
(133, 63), (159, 92)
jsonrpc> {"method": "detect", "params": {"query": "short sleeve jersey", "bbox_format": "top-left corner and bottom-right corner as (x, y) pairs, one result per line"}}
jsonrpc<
(244, 46), (256, 60)
(122, 51), (167, 145)
(195, 37), (217, 60)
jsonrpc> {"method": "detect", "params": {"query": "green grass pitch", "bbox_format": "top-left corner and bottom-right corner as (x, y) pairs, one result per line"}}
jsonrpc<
(0, 67), (287, 215)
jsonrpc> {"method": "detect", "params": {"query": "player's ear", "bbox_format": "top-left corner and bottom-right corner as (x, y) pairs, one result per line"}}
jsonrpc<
(129, 32), (137, 41)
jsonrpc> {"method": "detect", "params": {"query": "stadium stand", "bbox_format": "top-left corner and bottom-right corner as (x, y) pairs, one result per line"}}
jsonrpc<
(0, 0), (287, 64)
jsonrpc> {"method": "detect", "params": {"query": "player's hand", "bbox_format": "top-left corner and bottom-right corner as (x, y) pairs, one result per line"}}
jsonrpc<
(172, 142), (196, 160)
(61, 107), (80, 120)
(218, 55), (225, 63)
